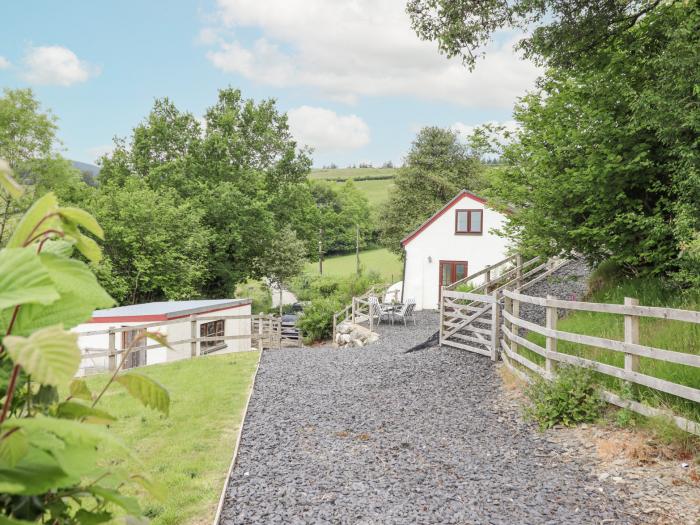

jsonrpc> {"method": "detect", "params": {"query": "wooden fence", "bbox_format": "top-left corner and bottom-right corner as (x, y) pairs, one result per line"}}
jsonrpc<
(78, 313), (284, 374)
(332, 284), (390, 341)
(500, 289), (700, 435)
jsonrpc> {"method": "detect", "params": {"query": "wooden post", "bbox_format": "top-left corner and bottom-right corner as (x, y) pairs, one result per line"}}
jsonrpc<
(438, 287), (444, 346)
(258, 313), (264, 350)
(485, 265), (491, 292)
(545, 294), (557, 377)
(351, 297), (356, 324)
(515, 254), (523, 289)
(332, 312), (337, 344)
(356, 224), (360, 275)
(490, 291), (499, 361)
(190, 315), (197, 358)
(624, 297), (640, 374)
(369, 301), (374, 333)
(318, 228), (324, 275)
(512, 291), (520, 354)
(504, 295), (513, 352)
(108, 329), (116, 371)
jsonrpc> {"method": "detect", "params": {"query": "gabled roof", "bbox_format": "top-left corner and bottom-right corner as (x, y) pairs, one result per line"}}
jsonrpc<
(89, 299), (251, 323)
(400, 190), (489, 247)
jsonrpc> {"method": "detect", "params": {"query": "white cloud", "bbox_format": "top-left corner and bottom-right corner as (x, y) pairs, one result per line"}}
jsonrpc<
(203, 0), (540, 108)
(287, 106), (370, 154)
(22, 46), (99, 86)
(86, 144), (113, 162)
(0, 56), (10, 69)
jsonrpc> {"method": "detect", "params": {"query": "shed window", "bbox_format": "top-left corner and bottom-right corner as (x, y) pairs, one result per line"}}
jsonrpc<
(200, 320), (225, 353)
(455, 209), (483, 234)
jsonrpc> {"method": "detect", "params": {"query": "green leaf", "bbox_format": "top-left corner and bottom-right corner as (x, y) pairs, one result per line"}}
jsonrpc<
(59, 207), (104, 239)
(0, 248), (60, 311)
(69, 378), (93, 401)
(74, 233), (102, 263)
(74, 510), (113, 525)
(0, 514), (37, 525)
(0, 446), (73, 495)
(6, 192), (60, 249)
(0, 429), (28, 467)
(88, 486), (141, 516)
(115, 373), (170, 416)
(131, 474), (167, 501)
(0, 159), (24, 200)
(40, 239), (75, 258)
(0, 253), (114, 336)
(56, 401), (115, 424)
(3, 325), (80, 386)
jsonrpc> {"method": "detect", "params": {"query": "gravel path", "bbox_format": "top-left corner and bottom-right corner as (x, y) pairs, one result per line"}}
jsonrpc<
(220, 312), (641, 524)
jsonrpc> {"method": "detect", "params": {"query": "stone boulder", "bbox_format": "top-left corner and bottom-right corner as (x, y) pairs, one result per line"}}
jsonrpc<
(335, 322), (379, 348)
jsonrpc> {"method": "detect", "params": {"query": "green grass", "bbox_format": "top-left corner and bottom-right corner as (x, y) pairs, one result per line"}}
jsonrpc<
(85, 352), (260, 525)
(310, 168), (396, 210)
(310, 167), (397, 180)
(516, 278), (700, 422)
(305, 248), (403, 283)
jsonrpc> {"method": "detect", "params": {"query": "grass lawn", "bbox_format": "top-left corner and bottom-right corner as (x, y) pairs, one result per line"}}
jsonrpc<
(519, 278), (700, 421)
(85, 352), (260, 525)
(310, 167), (397, 180)
(305, 248), (403, 283)
(310, 168), (396, 210)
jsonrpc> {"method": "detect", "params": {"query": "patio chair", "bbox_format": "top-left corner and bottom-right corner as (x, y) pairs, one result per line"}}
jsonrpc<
(393, 298), (416, 326)
(368, 296), (394, 325)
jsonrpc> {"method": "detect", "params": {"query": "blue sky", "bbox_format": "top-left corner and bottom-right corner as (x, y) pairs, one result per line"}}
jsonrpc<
(0, 1), (539, 168)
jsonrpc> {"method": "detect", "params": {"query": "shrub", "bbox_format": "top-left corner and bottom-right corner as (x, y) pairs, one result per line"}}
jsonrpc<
(524, 366), (604, 430)
(235, 280), (272, 313)
(297, 296), (343, 343)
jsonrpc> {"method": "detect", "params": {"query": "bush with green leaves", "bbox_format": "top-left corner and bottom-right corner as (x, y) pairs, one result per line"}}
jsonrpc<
(296, 296), (344, 344)
(524, 366), (604, 430)
(0, 161), (170, 524)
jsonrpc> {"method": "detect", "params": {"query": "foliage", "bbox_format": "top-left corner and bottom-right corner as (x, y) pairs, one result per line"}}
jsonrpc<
(95, 88), (314, 301)
(0, 89), (87, 247)
(87, 177), (209, 304)
(0, 162), (170, 523)
(407, 0), (668, 69)
(259, 226), (307, 315)
(235, 281), (272, 314)
(486, 2), (700, 282)
(380, 126), (484, 253)
(524, 366), (605, 430)
(291, 272), (384, 343)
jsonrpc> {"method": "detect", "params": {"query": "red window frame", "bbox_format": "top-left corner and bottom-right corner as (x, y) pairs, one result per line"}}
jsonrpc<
(455, 209), (483, 235)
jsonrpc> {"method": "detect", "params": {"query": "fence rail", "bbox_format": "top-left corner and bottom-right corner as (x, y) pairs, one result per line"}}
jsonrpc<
(500, 289), (700, 435)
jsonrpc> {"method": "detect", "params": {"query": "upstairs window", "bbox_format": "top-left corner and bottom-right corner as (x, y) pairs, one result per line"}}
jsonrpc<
(455, 209), (483, 234)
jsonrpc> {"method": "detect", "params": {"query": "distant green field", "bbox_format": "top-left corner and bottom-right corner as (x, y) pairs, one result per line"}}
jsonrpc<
(305, 248), (403, 283)
(310, 167), (396, 210)
(310, 167), (397, 180)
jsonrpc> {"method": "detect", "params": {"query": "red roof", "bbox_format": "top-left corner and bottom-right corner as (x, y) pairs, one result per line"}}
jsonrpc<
(400, 190), (488, 247)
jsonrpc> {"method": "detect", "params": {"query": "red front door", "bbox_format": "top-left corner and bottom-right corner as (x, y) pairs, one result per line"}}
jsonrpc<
(439, 260), (468, 299)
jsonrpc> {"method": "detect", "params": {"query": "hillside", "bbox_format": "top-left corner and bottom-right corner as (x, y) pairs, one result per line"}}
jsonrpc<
(309, 167), (397, 209)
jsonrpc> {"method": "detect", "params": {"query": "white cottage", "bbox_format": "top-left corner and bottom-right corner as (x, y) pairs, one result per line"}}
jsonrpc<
(74, 299), (252, 375)
(400, 190), (511, 310)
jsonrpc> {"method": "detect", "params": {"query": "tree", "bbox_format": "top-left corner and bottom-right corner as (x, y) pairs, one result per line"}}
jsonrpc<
(380, 126), (484, 253)
(88, 178), (210, 304)
(486, 1), (700, 279)
(260, 226), (307, 315)
(0, 89), (86, 245)
(407, 0), (668, 69)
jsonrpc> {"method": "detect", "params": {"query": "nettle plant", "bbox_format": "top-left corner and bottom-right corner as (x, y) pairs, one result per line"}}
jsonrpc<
(0, 160), (170, 524)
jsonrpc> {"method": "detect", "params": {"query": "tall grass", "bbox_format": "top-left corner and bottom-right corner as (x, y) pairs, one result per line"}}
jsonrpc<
(520, 276), (700, 422)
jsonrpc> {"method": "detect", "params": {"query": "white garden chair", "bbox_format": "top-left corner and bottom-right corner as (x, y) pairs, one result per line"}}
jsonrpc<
(393, 298), (416, 326)
(368, 296), (394, 325)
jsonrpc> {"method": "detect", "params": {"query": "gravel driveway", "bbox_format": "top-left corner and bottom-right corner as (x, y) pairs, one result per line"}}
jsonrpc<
(219, 312), (639, 524)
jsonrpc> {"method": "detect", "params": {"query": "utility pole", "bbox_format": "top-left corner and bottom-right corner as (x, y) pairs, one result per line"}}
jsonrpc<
(318, 228), (324, 275)
(356, 224), (360, 275)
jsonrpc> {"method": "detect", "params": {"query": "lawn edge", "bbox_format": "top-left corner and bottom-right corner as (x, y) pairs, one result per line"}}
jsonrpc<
(210, 350), (262, 525)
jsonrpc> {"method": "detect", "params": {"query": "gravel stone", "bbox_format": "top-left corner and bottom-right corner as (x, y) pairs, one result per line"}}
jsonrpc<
(219, 311), (644, 524)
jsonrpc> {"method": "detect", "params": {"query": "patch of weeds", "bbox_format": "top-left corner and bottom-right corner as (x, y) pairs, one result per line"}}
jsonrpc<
(524, 366), (605, 430)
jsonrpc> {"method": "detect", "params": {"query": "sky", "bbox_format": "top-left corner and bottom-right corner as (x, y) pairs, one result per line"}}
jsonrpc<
(0, 1), (540, 168)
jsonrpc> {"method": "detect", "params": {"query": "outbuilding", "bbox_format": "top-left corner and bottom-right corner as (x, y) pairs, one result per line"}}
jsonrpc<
(74, 299), (252, 375)
(400, 190), (511, 310)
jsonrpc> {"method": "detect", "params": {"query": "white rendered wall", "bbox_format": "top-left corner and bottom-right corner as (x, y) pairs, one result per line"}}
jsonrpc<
(403, 195), (511, 310)
(74, 303), (252, 375)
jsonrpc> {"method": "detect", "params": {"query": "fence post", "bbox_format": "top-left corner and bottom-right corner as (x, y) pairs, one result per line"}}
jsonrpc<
(108, 329), (116, 371)
(485, 265), (491, 291)
(545, 295), (557, 378)
(515, 254), (523, 289)
(438, 287), (445, 346)
(369, 302), (374, 333)
(504, 295), (513, 354)
(351, 297), (356, 324)
(490, 291), (499, 361)
(258, 313), (264, 350)
(190, 315), (198, 358)
(624, 297), (640, 375)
